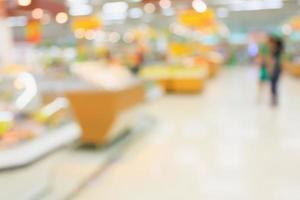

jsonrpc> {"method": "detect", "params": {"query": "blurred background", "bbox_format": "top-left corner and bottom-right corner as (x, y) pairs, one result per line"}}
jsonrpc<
(1, 0), (300, 200)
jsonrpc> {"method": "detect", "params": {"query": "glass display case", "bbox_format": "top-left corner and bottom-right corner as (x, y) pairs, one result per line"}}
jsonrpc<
(0, 70), (78, 169)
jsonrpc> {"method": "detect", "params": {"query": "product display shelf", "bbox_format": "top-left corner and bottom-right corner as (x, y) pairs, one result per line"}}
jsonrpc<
(207, 60), (221, 78)
(0, 123), (80, 170)
(170, 78), (205, 93)
(66, 84), (145, 145)
(284, 62), (300, 77)
(140, 65), (208, 93)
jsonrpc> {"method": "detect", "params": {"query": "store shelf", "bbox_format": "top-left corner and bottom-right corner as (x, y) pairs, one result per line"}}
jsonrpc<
(0, 123), (80, 170)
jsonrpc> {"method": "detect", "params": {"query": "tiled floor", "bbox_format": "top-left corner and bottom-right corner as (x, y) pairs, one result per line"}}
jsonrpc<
(76, 67), (300, 200)
(2, 67), (300, 200)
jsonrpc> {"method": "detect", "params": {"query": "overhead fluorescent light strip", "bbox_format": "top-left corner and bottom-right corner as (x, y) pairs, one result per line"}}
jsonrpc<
(67, 0), (89, 6)
(129, 8), (144, 19)
(70, 4), (93, 16)
(102, 1), (129, 22)
(229, 0), (283, 11)
(7, 16), (28, 27)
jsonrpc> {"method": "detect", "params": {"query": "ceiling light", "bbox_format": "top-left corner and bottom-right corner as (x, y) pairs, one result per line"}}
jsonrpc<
(144, 3), (156, 14)
(56, 12), (68, 24)
(129, 8), (144, 19)
(108, 32), (121, 43)
(7, 16), (27, 27)
(41, 13), (51, 25)
(67, 0), (89, 6)
(159, 0), (171, 9)
(170, 24), (188, 36)
(32, 8), (44, 19)
(85, 30), (96, 40)
(95, 31), (106, 42)
(18, 0), (32, 6)
(74, 29), (85, 39)
(102, 2), (128, 21)
(103, 1), (128, 12)
(123, 32), (135, 43)
(209, 0), (241, 6)
(229, 0), (283, 11)
(69, 4), (93, 16)
(192, 0), (207, 13)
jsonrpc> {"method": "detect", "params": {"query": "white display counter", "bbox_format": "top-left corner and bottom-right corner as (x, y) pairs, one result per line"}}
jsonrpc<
(0, 123), (80, 170)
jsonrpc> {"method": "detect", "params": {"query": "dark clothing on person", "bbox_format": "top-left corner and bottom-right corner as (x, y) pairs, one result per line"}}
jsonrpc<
(270, 50), (282, 105)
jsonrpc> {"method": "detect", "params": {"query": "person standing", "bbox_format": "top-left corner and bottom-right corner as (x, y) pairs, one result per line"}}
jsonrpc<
(130, 44), (145, 75)
(268, 36), (284, 107)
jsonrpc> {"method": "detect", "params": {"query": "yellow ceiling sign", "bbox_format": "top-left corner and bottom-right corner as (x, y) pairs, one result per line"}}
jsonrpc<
(178, 9), (216, 29)
(289, 16), (300, 30)
(72, 16), (102, 31)
(26, 20), (42, 44)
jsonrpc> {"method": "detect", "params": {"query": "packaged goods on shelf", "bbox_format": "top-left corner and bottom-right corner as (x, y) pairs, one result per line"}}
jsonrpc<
(205, 52), (224, 77)
(70, 61), (140, 91)
(139, 65), (208, 93)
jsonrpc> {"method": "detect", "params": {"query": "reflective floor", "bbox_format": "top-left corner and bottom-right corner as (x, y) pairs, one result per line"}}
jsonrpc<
(2, 67), (300, 200)
(76, 67), (300, 200)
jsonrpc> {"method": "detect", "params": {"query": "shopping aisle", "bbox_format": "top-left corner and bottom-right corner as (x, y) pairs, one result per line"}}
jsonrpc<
(75, 67), (300, 200)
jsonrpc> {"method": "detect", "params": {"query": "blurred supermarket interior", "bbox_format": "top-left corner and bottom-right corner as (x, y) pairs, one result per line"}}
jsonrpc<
(1, 0), (300, 199)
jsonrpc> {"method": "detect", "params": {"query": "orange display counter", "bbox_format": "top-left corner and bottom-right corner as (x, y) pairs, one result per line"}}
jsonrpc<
(170, 78), (205, 93)
(155, 78), (205, 93)
(140, 66), (207, 93)
(285, 62), (300, 77)
(207, 61), (221, 78)
(66, 85), (144, 145)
